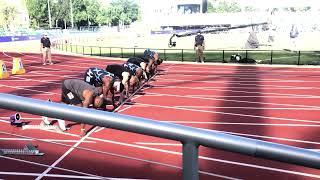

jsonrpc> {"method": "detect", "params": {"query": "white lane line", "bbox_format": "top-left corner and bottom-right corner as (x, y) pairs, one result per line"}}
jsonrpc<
(155, 77), (313, 87)
(0, 84), (57, 95)
(159, 73), (320, 79)
(30, 71), (81, 78)
(0, 155), (106, 179)
(135, 142), (181, 146)
(93, 105), (133, 133)
(163, 72), (320, 79)
(94, 85), (152, 133)
(0, 172), (102, 179)
(0, 131), (235, 180)
(212, 129), (320, 146)
(15, 86), (48, 88)
(10, 76), (61, 85)
(160, 121), (320, 127)
(131, 102), (320, 124)
(152, 85), (320, 98)
(174, 106), (320, 110)
(86, 137), (320, 179)
(0, 117), (40, 120)
(162, 69), (320, 75)
(190, 95), (320, 99)
(0, 138), (95, 143)
(19, 52), (113, 65)
(35, 126), (100, 180)
(143, 92), (320, 110)
(3, 121), (318, 179)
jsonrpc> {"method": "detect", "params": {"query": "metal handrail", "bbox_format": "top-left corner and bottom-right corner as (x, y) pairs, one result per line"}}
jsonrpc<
(0, 93), (320, 180)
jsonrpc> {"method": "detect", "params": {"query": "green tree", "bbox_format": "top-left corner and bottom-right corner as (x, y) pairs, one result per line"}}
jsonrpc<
(0, 4), (18, 30)
(51, 0), (70, 28)
(207, 0), (241, 13)
(107, 0), (139, 26)
(26, 0), (49, 28)
(72, 0), (101, 27)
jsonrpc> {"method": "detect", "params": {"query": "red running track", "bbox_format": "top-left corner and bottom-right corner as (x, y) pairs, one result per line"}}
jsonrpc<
(0, 52), (320, 179)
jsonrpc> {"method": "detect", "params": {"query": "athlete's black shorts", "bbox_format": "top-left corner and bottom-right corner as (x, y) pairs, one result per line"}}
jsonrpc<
(61, 82), (82, 105)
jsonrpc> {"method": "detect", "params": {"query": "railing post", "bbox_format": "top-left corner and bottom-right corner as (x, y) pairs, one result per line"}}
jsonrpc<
(133, 48), (136, 56)
(222, 50), (225, 63)
(298, 51), (301, 65)
(121, 48), (123, 58)
(71, 45), (73, 53)
(76, 45), (78, 54)
(183, 141), (199, 180)
(82, 46), (84, 54)
(90, 46), (93, 55)
(181, 49), (184, 62)
(245, 50), (248, 59)
(270, 50), (273, 65)
(109, 47), (112, 57)
(99, 47), (101, 56)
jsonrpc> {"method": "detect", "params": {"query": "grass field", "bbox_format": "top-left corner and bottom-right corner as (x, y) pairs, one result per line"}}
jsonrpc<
(0, 30), (319, 65)
(54, 43), (320, 65)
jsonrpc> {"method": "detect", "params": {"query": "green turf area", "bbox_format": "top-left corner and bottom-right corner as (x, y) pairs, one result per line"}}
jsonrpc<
(55, 43), (320, 65)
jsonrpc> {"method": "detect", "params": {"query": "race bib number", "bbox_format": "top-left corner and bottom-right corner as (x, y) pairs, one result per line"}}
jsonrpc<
(67, 92), (74, 99)
(2, 63), (6, 72)
(86, 76), (91, 82)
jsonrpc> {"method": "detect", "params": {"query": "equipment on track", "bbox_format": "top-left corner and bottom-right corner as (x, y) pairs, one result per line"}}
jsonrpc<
(0, 143), (44, 156)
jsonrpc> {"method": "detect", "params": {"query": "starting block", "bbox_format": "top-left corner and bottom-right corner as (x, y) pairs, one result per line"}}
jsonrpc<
(22, 98), (67, 132)
(0, 143), (44, 156)
(12, 57), (25, 75)
(22, 119), (67, 133)
(22, 121), (63, 132)
(0, 60), (9, 79)
(9, 113), (26, 127)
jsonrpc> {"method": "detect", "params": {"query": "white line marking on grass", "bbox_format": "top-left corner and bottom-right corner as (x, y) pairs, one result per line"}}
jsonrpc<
(131, 102), (320, 124)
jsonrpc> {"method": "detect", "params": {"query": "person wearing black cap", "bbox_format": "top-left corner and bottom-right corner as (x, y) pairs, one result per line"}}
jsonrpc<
(40, 34), (53, 65)
(194, 31), (205, 63)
